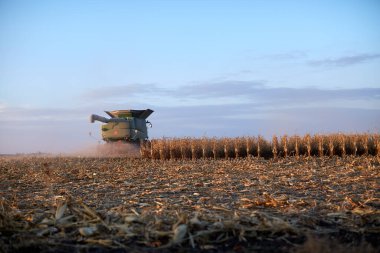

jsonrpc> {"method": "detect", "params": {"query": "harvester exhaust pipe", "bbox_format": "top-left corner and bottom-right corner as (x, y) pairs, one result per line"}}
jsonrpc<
(90, 114), (109, 123)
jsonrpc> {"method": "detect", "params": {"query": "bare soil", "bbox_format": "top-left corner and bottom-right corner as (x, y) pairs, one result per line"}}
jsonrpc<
(0, 156), (379, 252)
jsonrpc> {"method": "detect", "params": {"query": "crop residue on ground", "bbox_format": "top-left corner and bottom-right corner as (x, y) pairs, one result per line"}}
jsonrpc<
(0, 156), (379, 252)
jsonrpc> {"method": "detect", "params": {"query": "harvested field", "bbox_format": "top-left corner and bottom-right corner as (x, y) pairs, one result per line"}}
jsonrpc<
(0, 156), (379, 252)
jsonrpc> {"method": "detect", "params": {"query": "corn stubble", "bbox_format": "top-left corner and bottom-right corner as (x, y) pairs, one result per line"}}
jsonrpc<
(141, 133), (380, 159)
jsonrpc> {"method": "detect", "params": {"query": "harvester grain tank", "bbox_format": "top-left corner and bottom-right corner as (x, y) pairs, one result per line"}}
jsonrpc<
(90, 109), (153, 143)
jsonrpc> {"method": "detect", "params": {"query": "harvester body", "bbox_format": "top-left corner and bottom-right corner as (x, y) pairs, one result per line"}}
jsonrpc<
(90, 109), (153, 143)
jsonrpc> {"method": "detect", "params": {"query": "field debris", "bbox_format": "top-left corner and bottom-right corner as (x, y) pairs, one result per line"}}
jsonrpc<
(0, 155), (379, 252)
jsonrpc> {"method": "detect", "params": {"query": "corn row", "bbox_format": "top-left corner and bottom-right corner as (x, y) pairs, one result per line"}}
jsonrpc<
(140, 133), (380, 160)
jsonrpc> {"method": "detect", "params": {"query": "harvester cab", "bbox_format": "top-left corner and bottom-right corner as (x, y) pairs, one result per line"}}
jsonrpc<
(90, 109), (153, 143)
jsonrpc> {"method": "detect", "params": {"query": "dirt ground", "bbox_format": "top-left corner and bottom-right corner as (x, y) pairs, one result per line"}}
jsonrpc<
(0, 156), (379, 252)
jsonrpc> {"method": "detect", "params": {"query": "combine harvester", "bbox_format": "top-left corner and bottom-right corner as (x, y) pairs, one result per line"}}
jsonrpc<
(90, 109), (153, 156)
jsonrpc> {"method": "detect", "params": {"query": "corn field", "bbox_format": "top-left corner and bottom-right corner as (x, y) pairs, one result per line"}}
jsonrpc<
(141, 133), (380, 159)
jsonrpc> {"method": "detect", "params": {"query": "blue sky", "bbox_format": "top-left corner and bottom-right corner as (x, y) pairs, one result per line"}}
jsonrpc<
(0, 0), (379, 153)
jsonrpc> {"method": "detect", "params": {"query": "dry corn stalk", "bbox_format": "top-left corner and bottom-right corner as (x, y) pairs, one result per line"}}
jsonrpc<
(294, 136), (299, 158)
(245, 137), (251, 158)
(339, 134), (346, 157)
(201, 138), (207, 159)
(272, 136), (278, 159)
(375, 135), (380, 157)
(224, 139), (229, 159)
(305, 134), (311, 157)
(234, 139), (239, 159)
(363, 134), (369, 155)
(212, 138), (217, 159)
(352, 135), (358, 156)
(257, 136), (262, 158)
(328, 137), (334, 157)
(281, 135), (288, 158)
(317, 135), (323, 157)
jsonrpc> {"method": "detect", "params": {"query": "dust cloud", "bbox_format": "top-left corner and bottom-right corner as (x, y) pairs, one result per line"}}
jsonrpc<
(71, 142), (141, 158)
